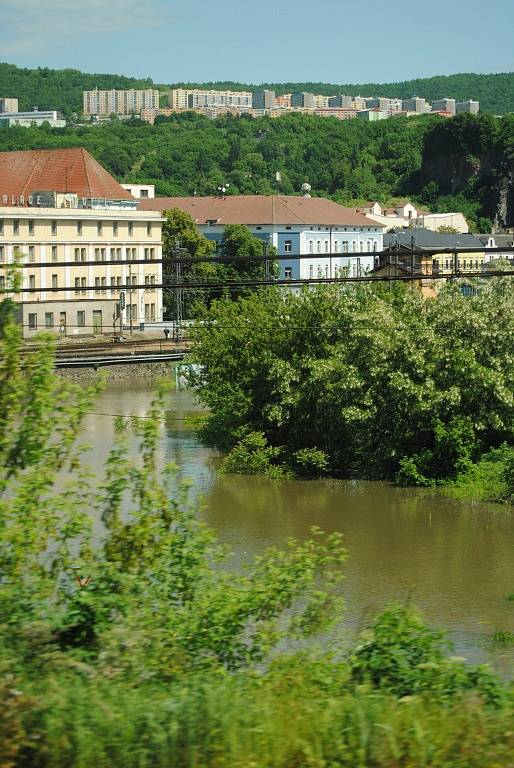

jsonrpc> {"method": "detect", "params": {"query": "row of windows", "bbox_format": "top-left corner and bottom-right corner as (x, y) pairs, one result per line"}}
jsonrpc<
(27, 303), (157, 331)
(305, 239), (378, 254)
(0, 220), (154, 237)
(283, 263), (363, 279)
(0, 245), (158, 263)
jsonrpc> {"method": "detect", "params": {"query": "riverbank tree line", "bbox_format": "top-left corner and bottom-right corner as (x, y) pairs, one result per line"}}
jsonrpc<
(191, 281), (514, 499)
(1, 288), (514, 765)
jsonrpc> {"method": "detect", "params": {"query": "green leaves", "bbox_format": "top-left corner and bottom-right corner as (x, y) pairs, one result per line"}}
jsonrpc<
(192, 281), (514, 483)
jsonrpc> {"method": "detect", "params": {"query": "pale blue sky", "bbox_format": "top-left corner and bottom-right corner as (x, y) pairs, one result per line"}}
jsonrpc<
(1, 0), (513, 85)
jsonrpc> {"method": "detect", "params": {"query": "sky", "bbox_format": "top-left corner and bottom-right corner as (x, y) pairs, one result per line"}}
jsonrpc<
(1, 0), (513, 85)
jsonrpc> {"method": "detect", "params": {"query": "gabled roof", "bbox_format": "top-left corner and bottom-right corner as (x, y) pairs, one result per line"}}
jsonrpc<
(139, 194), (381, 227)
(0, 147), (134, 202)
(384, 229), (483, 249)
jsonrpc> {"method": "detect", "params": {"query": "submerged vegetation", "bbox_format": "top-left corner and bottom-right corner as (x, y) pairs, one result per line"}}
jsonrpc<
(0, 279), (513, 763)
(191, 281), (514, 502)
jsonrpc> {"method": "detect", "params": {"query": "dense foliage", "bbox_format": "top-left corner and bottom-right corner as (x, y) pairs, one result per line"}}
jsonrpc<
(0, 292), (513, 764)
(2, 108), (514, 229)
(191, 281), (514, 489)
(2, 62), (514, 114)
(0, 62), (160, 117)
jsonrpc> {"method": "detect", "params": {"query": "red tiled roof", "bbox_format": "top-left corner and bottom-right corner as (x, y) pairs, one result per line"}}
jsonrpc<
(0, 147), (134, 202)
(139, 194), (381, 227)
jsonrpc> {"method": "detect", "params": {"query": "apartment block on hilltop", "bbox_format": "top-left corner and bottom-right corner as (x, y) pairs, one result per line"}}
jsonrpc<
(140, 194), (384, 281)
(83, 88), (160, 117)
(0, 98), (19, 113)
(0, 148), (163, 337)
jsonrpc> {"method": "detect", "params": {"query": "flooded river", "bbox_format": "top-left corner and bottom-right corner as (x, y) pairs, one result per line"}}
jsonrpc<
(81, 378), (514, 674)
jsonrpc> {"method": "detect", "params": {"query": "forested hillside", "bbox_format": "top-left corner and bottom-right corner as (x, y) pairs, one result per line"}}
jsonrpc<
(173, 72), (514, 115)
(0, 63), (160, 117)
(1, 111), (513, 231)
(1, 62), (514, 115)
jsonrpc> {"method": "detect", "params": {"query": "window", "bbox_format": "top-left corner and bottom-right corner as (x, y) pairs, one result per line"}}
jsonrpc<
(51, 274), (58, 291)
(81, 248), (86, 262)
(45, 312), (54, 329)
(146, 223), (152, 236)
(101, 277), (106, 293)
(309, 265), (313, 278)
(284, 267), (292, 279)
(145, 303), (150, 321)
(74, 277), (80, 294)
(13, 220), (19, 235)
(360, 242), (364, 252)
(110, 248), (116, 260)
(77, 311), (85, 328)
(144, 247), (149, 260)
(324, 241), (329, 253)
(0, 246), (4, 262)
(81, 277), (87, 294)
(0, 276), (5, 290)
(28, 220), (34, 236)
(116, 276), (121, 287)
(101, 248), (106, 261)
(113, 222), (118, 236)
(95, 248), (101, 262)
(116, 248), (122, 260)
(325, 265), (329, 277)
(51, 221), (57, 236)
(145, 275), (150, 286)
(0, 220), (3, 235)
(74, 248), (80, 262)
(77, 221), (83, 236)
(140, 189), (149, 198)
(110, 277), (116, 290)
(28, 275), (35, 290)
(97, 221), (103, 236)
(316, 241), (321, 253)
(28, 246), (35, 262)
(334, 241), (338, 253)
(309, 241), (314, 254)
(373, 241), (378, 252)
(342, 241), (349, 254)
(28, 313), (37, 330)
(284, 240), (292, 253)
(128, 222), (134, 236)
(95, 277), (100, 294)
(52, 246), (58, 262)
(150, 275), (155, 286)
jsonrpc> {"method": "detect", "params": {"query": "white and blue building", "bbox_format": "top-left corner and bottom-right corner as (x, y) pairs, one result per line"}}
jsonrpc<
(140, 194), (384, 279)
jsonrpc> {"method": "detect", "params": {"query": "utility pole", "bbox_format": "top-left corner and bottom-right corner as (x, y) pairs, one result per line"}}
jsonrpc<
(173, 240), (184, 342)
(128, 264), (133, 335)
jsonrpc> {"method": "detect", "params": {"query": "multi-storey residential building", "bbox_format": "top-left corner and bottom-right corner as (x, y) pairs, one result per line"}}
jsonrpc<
(383, 229), (485, 278)
(252, 90), (276, 110)
(83, 88), (160, 117)
(0, 98), (19, 113)
(357, 109), (388, 121)
(291, 92), (315, 109)
(140, 195), (384, 280)
(328, 95), (353, 109)
(456, 99), (480, 114)
(431, 98), (456, 114)
(275, 94), (291, 108)
(168, 89), (252, 110)
(402, 96), (430, 113)
(0, 110), (66, 129)
(0, 148), (163, 337)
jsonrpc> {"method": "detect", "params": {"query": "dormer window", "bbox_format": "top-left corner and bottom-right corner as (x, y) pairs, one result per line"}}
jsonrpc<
(207, 219), (218, 226)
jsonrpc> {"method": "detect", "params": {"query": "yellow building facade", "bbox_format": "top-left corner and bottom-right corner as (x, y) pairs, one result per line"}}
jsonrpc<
(0, 206), (163, 337)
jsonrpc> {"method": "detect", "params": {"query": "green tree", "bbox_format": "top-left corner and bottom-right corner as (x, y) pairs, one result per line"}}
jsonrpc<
(162, 208), (216, 319)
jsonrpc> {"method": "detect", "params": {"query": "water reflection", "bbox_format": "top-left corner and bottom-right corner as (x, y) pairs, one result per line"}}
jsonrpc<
(82, 379), (514, 674)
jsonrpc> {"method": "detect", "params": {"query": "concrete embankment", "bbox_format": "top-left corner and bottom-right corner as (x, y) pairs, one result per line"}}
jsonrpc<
(58, 360), (175, 384)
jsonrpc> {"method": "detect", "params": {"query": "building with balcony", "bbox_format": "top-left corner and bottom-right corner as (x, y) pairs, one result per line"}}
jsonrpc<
(83, 88), (160, 117)
(0, 148), (163, 337)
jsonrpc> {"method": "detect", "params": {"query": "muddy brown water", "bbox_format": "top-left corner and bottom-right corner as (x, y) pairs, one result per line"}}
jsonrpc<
(81, 380), (514, 675)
